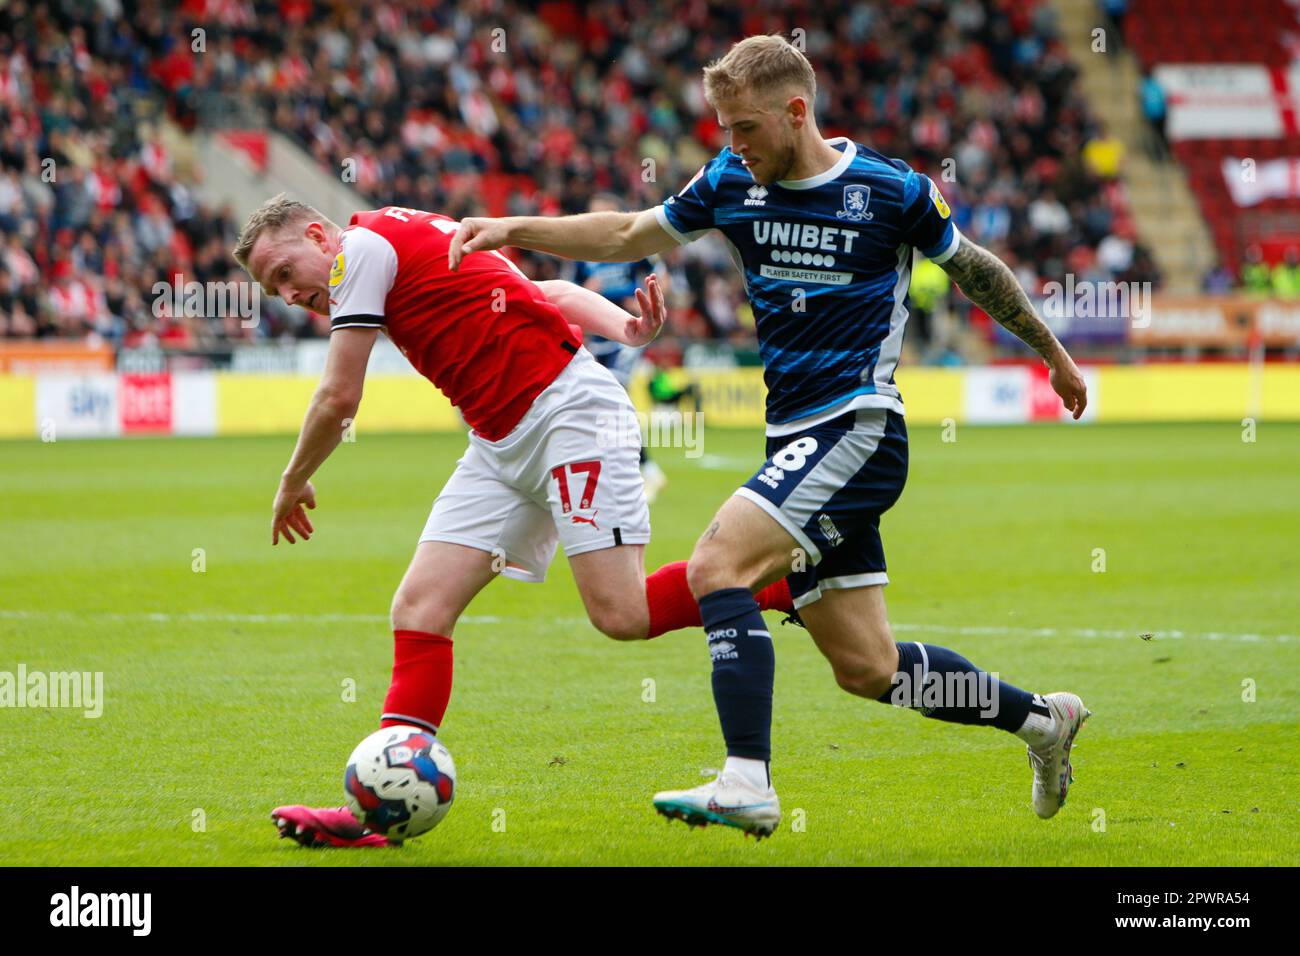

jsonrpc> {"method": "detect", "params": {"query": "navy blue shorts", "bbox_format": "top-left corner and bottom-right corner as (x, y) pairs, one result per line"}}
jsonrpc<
(735, 408), (908, 609)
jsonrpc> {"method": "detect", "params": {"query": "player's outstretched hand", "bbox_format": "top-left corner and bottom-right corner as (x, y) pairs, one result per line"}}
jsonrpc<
(272, 479), (316, 545)
(625, 274), (666, 347)
(1049, 355), (1088, 420)
(449, 218), (511, 272)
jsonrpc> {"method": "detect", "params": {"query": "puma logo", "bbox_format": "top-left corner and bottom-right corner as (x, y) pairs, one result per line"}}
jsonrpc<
(570, 510), (600, 530)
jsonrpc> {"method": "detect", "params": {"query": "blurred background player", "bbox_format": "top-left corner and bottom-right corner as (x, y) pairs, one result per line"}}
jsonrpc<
(567, 193), (671, 502)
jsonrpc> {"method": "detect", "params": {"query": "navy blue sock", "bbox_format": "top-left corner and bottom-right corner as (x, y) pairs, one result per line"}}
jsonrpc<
(700, 587), (774, 762)
(877, 642), (1047, 733)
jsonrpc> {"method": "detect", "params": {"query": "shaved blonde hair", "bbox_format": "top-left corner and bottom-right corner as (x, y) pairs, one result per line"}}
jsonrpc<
(702, 34), (817, 110)
(232, 193), (335, 268)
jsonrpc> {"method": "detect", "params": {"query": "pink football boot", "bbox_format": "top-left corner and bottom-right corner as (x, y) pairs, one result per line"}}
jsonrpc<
(271, 805), (391, 848)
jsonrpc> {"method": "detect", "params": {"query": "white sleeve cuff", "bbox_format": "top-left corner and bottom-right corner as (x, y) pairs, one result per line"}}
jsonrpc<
(927, 225), (962, 264)
(653, 204), (710, 245)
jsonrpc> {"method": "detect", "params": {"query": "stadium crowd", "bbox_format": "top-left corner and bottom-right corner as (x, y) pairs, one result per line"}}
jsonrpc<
(2, 0), (1169, 357)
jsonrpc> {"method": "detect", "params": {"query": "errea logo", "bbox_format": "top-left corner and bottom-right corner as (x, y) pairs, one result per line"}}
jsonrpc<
(745, 184), (768, 206)
(757, 464), (785, 489)
(709, 641), (739, 661)
(817, 513), (844, 548)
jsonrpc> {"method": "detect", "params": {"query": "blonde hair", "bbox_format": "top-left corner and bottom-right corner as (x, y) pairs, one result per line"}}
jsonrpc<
(232, 193), (334, 267)
(702, 34), (817, 109)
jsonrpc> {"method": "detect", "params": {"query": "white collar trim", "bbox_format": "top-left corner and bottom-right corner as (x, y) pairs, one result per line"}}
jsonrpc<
(777, 138), (856, 190)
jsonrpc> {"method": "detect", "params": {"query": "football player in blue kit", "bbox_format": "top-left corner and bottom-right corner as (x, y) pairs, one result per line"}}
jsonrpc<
(451, 34), (1091, 837)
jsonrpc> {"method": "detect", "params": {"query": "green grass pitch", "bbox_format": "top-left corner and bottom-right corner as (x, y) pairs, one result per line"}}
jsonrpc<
(1, 422), (1297, 866)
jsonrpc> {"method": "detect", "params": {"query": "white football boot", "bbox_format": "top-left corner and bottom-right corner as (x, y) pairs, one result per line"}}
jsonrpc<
(653, 770), (780, 839)
(1027, 691), (1091, 819)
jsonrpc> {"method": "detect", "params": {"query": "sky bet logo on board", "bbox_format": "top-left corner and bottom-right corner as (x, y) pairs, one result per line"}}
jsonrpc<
(70, 380), (114, 423)
(35, 374), (121, 437)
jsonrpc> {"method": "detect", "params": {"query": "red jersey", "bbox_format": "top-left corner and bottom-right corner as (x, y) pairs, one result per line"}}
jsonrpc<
(328, 206), (582, 440)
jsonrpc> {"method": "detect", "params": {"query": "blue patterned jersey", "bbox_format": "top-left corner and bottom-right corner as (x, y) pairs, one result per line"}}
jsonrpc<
(571, 258), (653, 303)
(654, 138), (959, 435)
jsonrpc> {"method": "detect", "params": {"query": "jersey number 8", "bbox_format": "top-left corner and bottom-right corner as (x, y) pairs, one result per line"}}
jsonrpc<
(772, 436), (818, 471)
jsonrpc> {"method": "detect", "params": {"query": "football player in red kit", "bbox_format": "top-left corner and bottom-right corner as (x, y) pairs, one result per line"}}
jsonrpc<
(231, 195), (792, 846)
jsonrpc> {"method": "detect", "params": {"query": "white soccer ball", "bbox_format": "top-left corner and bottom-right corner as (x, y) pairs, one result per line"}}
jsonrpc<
(343, 725), (456, 842)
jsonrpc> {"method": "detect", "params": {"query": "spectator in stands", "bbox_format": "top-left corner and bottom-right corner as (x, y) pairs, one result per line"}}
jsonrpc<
(1139, 73), (1167, 158)
(1096, 220), (1136, 276)
(0, 0), (1146, 365)
(47, 259), (106, 337)
(1202, 261), (1236, 295)
(1100, 0), (1129, 42)
(0, 267), (38, 337)
(1241, 246), (1273, 296)
(1271, 248), (1300, 299)
(1122, 241), (1162, 288)
(1082, 122), (1125, 181)
(908, 254), (953, 362)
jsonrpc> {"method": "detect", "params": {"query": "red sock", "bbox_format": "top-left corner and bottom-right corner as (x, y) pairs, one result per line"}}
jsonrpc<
(646, 561), (698, 637)
(645, 562), (795, 638)
(380, 630), (453, 733)
(757, 576), (793, 614)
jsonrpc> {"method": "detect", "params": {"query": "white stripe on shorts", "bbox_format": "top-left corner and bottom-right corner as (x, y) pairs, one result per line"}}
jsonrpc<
(779, 408), (888, 530)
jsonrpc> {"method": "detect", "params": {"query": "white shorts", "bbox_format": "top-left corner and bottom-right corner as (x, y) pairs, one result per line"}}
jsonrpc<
(420, 348), (651, 582)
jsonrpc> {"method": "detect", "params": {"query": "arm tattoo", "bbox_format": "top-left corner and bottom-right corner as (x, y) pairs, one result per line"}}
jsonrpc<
(938, 237), (1061, 361)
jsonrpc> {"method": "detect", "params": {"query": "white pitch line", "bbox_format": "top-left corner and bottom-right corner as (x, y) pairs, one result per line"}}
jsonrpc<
(0, 609), (503, 626)
(890, 623), (1295, 644)
(691, 454), (756, 471)
(0, 609), (1294, 643)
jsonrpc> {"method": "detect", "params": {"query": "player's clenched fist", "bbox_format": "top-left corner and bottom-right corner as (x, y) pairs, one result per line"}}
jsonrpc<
(449, 217), (511, 271)
(272, 479), (317, 545)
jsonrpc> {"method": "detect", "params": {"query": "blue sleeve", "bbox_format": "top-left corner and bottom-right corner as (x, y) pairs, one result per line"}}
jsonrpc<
(655, 157), (723, 243)
(900, 171), (960, 263)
